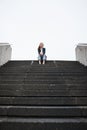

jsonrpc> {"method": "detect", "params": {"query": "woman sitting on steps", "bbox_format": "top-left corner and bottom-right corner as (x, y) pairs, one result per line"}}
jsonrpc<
(38, 43), (46, 64)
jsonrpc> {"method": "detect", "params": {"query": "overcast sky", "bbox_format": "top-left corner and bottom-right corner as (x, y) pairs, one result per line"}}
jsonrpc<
(0, 0), (87, 60)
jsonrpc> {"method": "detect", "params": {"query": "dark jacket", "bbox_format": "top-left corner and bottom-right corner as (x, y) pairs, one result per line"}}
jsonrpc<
(38, 48), (46, 55)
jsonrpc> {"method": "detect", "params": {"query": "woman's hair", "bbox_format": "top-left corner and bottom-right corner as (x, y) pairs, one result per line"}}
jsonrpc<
(38, 42), (44, 50)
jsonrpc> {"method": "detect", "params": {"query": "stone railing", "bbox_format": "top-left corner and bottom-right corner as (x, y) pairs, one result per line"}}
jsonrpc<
(0, 43), (12, 66)
(75, 44), (87, 66)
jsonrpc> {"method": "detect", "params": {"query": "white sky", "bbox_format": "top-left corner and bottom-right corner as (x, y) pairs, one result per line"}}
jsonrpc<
(0, 0), (87, 60)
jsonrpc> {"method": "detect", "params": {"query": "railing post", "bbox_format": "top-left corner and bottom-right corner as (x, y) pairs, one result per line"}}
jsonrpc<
(75, 44), (87, 66)
(0, 43), (12, 66)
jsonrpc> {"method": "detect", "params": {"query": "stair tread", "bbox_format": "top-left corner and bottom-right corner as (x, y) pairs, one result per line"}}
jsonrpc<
(0, 105), (87, 117)
(0, 117), (87, 123)
(0, 96), (87, 105)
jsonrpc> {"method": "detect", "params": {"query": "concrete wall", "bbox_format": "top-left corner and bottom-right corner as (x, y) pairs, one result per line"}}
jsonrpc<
(75, 44), (87, 66)
(0, 43), (12, 66)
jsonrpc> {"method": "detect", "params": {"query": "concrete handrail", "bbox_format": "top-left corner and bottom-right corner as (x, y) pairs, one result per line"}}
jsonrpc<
(75, 43), (87, 66)
(0, 43), (12, 66)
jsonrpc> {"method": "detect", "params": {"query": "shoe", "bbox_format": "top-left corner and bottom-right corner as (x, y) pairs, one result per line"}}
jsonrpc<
(39, 61), (41, 64)
(43, 61), (45, 64)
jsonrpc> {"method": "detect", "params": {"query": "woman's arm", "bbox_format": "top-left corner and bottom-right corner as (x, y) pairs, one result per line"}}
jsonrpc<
(38, 48), (40, 54)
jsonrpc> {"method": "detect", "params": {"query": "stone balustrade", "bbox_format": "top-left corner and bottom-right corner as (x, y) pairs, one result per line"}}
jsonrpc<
(0, 43), (12, 66)
(76, 43), (87, 66)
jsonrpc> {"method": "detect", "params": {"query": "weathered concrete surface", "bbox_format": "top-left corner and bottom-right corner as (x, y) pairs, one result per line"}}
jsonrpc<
(0, 61), (87, 130)
(76, 44), (87, 66)
(0, 43), (12, 66)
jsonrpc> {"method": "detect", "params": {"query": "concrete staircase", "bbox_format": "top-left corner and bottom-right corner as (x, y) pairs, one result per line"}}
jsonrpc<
(0, 60), (87, 130)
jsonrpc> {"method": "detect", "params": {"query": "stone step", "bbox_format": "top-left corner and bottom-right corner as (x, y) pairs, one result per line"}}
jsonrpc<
(0, 96), (87, 106)
(24, 79), (87, 84)
(0, 74), (87, 78)
(24, 82), (87, 85)
(0, 66), (31, 69)
(0, 60), (85, 67)
(0, 72), (87, 76)
(1, 71), (86, 74)
(0, 70), (29, 73)
(26, 69), (87, 72)
(28, 65), (86, 68)
(27, 72), (87, 76)
(0, 117), (87, 130)
(0, 80), (87, 84)
(33, 61), (81, 65)
(0, 65), (87, 71)
(0, 78), (87, 84)
(0, 106), (87, 117)
(29, 67), (87, 70)
(0, 76), (26, 80)
(0, 89), (87, 96)
(0, 73), (27, 76)
(0, 84), (87, 90)
(31, 66), (86, 70)
(31, 63), (85, 67)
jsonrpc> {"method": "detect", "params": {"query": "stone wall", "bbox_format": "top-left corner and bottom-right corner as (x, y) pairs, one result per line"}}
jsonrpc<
(0, 43), (12, 66)
(76, 44), (87, 66)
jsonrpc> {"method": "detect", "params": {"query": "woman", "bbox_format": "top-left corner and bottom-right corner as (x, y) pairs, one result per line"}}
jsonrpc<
(38, 43), (46, 64)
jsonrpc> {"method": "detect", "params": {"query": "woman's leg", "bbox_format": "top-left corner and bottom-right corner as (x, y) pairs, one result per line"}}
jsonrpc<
(38, 55), (41, 64)
(42, 55), (46, 64)
(43, 60), (45, 64)
(39, 60), (41, 64)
